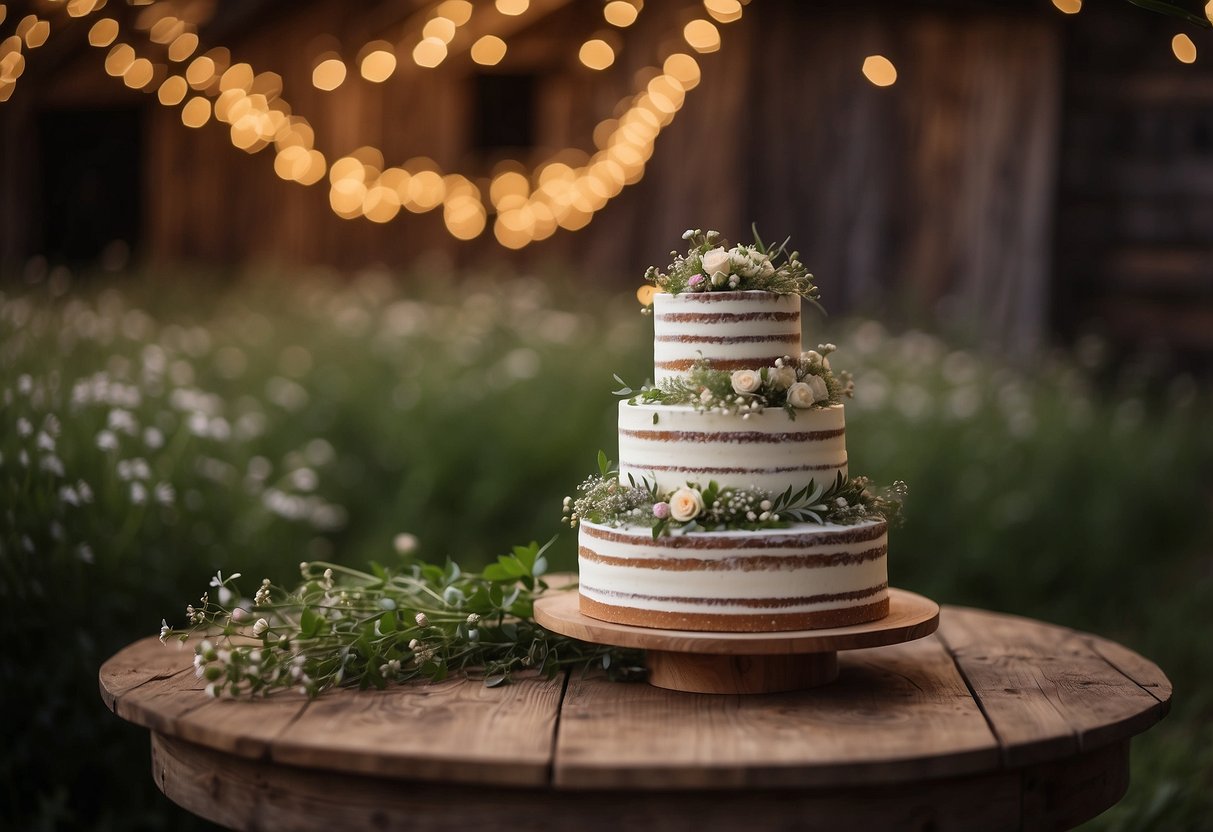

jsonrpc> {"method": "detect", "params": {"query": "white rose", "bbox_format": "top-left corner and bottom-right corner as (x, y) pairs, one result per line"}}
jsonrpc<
(769, 366), (796, 391)
(668, 488), (705, 522)
(807, 374), (829, 402)
(730, 369), (763, 395)
(700, 247), (731, 280)
(787, 382), (815, 409)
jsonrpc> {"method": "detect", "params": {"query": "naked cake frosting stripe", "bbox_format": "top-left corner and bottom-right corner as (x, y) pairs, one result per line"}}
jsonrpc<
(618, 402), (848, 495)
(652, 292), (801, 383)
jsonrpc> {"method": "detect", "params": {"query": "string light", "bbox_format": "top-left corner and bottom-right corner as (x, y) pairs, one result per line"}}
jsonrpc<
(6, 0), (743, 248)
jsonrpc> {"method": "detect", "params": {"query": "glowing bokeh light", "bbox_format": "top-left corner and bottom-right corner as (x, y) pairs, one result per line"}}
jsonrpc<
(181, 95), (211, 128)
(683, 19), (720, 53)
(579, 39), (615, 70)
(437, 1), (473, 26)
(412, 37), (448, 68)
(89, 18), (118, 47)
(423, 17), (457, 44)
(704, 0), (742, 23)
(862, 54), (897, 86)
(157, 75), (188, 105)
(496, 0), (529, 15)
(312, 57), (347, 90)
(471, 35), (507, 65)
(360, 44), (396, 82)
(168, 32), (198, 61)
(604, 1), (639, 27)
(1173, 33), (1197, 63)
(1052, 0), (1082, 13)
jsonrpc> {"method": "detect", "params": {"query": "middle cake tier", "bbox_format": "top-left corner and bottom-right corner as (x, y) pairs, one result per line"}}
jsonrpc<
(617, 401), (849, 495)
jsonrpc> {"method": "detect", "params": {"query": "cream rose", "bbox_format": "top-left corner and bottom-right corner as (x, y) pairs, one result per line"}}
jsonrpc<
(769, 366), (796, 391)
(807, 374), (829, 402)
(787, 382), (814, 409)
(668, 487), (704, 522)
(730, 369), (763, 395)
(700, 247), (731, 280)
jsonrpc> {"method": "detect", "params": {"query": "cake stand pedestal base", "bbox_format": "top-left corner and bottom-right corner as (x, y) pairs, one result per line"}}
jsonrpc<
(534, 587), (939, 695)
(647, 649), (839, 694)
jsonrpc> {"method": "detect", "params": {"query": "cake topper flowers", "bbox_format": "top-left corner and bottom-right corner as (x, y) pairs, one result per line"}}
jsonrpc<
(639, 226), (822, 308)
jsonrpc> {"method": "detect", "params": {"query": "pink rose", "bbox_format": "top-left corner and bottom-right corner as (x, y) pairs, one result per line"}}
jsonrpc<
(688, 274), (705, 288)
(652, 501), (670, 519)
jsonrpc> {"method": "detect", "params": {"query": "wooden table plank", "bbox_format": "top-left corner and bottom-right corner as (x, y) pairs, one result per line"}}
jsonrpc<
(937, 607), (1168, 767)
(268, 671), (566, 787)
(1084, 634), (1173, 704)
(553, 634), (1000, 789)
(98, 635), (195, 711)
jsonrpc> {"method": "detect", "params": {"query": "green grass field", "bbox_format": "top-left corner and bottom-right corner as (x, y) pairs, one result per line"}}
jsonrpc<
(2, 267), (1209, 830)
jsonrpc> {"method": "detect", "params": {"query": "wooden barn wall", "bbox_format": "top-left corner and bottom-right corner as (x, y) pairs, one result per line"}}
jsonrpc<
(1053, 4), (1213, 362)
(3, 0), (1063, 352)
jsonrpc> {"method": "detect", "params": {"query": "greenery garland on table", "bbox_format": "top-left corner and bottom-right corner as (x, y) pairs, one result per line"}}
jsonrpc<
(160, 539), (644, 698)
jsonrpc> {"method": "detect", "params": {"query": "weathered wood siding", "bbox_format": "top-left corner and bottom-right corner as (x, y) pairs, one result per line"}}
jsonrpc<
(6, 0), (1068, 352)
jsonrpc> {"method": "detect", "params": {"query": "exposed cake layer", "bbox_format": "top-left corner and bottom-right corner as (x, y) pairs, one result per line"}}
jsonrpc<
(618, 401), (848, 495)
(578, 519), (889, 632)
(652, 291), (801, 383)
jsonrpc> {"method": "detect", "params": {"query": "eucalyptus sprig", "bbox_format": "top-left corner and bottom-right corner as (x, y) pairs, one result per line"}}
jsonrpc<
(160, 539), (644, 698)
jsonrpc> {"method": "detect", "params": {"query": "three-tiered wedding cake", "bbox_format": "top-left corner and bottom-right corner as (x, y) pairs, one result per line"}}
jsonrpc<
(565, 230), (902, 633)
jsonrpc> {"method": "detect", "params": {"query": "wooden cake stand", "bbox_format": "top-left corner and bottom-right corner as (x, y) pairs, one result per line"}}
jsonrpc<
(534, 587), (940, 694)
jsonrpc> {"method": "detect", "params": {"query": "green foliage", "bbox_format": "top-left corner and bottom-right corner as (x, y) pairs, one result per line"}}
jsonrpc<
(1, 273), (1210, 830)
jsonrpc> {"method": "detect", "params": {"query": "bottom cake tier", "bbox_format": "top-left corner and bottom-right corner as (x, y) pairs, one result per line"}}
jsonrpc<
(578, 519), (890, 632)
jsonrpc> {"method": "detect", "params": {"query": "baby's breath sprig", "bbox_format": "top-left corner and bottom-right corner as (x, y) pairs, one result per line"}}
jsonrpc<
(161, 539), (644, 698)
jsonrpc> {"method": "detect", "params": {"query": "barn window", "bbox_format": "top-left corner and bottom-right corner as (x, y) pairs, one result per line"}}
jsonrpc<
(472, 73), (536, 152)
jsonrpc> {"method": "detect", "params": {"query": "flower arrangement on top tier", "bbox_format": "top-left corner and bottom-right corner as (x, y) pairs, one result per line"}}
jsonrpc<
(562, 452), (906, 539)
(614, 343), (854, 420)
(638, 227), (822, 307)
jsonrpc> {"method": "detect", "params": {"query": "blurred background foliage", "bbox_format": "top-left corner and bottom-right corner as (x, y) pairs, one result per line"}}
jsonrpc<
(1, 267), (1210, 830)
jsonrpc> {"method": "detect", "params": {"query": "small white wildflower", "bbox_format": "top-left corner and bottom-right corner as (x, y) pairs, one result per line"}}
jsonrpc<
(17, 374), (32, 395)
(393, 532), (419, 556)
(467, 613), (481, 625)
(77, 480), (94, 503)
(414, 612), (429, 627)
(835, 497), (848, 508)
(58, 485), (79, 506)
(248, 650), (263, 665)
(205, 682), (218, 698)
(409, 638), (420, 650)
(77, 543), (94, 564)
(129, 482), (147, 505)
(231, 607), (251, 624)
(760, 500), (772, 511)
(252, 618), (269, 636)
(154, 482), (175, 505)
(36, 431), (55, 452)
(96, 430), (118, 451)
(143, 426), (164, 450)
(746, 511), (757, 521)
(160, 619), (170, 643)
(17, 417), (33, 437)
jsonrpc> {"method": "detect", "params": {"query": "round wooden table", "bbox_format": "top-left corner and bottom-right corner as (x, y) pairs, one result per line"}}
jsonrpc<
(100, 605), (1171, 832)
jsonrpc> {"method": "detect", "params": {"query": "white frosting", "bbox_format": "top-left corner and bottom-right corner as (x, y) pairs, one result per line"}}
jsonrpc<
(578, 520), (888, 615)
(618, 401), (847, 495)
(652, 291), (801, 383)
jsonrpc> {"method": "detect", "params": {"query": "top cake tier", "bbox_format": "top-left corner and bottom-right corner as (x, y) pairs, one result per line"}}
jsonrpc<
(652, 291), (801, 383)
